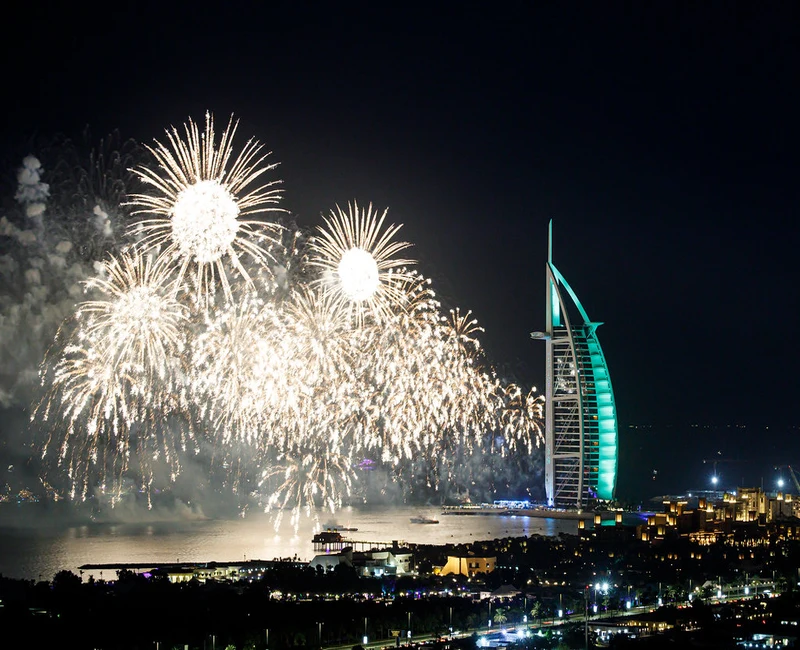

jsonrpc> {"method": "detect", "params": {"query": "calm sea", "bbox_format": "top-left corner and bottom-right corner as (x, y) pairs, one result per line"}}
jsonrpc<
(0, 505), (578, 581)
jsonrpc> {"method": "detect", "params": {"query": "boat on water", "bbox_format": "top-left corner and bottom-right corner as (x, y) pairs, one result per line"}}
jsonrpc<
(321, 522), (358, 532)
(410, 516), (439, 524)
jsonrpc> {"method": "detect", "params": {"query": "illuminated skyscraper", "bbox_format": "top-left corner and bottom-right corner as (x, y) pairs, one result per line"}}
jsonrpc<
(531, 222), (617, 508)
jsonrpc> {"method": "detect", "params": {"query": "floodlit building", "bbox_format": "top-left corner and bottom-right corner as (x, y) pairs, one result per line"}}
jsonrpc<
(437, 553), (496, 577)
(532, 222), (618, 508)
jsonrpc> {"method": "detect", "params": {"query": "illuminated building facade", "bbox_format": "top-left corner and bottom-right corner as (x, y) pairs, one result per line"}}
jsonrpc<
(532, 222), (618, 508)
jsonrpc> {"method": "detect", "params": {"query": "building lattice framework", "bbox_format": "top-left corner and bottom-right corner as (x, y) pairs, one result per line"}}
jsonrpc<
(533, 222), (618, 508)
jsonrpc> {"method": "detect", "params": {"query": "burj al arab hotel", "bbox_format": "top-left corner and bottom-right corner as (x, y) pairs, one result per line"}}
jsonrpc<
(531, 222), (618, 509)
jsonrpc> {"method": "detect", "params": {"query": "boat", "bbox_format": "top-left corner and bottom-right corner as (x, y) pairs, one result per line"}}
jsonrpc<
(321, 522), (358, 532)
(410, 516), (439, 524)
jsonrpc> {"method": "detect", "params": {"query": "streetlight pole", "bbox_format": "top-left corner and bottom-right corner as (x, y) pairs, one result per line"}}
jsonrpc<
(584, 586), (589, 650)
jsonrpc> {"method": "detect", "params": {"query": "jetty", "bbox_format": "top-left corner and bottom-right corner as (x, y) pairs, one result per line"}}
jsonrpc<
(311, 531), (405, 553)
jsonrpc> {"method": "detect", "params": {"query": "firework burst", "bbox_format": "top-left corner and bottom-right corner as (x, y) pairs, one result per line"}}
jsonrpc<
(37, 250), (191, 503)
(127, 113), (285, 303)
(191, 292), (295, 448)
(307, 201), (416, 326)
(78, 251), (188, 381)
(260, 448), (355, 531)
(32, 115), (545, 520)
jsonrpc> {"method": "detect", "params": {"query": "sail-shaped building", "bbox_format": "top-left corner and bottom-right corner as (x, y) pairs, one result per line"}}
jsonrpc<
(531, 222), (618, 508)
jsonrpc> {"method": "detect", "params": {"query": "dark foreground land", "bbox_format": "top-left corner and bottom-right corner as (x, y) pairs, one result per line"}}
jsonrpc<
(3, 526), (800, 649)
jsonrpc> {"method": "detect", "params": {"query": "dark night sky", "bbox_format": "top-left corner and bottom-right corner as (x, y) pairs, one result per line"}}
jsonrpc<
(2, 2), (799, 499)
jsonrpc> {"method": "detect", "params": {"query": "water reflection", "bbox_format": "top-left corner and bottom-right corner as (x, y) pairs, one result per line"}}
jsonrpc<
(0, 505), (578, 581)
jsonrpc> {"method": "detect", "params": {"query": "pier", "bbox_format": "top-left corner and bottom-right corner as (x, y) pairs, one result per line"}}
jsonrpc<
(311, 531), (405, 552)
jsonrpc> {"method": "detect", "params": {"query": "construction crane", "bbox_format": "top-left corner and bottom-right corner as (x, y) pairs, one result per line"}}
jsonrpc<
(774, 465), (800, 494)
(702, 456), (742, 486)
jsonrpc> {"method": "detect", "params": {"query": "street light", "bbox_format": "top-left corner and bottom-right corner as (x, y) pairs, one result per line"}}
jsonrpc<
(584, 586), (589, 650)
(363, 616), (368, 646)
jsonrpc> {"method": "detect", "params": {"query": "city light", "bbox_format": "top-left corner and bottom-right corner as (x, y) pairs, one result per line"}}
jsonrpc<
(711, 475), (719, 485)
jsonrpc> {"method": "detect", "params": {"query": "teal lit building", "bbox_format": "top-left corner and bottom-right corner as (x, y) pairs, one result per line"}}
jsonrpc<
(531, 222), (618, 508)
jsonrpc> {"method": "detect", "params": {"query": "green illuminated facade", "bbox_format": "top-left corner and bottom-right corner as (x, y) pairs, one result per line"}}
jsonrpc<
(532, 222), (617, 508)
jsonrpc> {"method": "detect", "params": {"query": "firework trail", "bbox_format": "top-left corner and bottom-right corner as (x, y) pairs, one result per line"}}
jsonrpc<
(260, 448), (355, 531)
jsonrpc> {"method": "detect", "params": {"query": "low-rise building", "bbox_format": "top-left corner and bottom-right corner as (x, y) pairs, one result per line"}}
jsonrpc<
(437, 553), (496, 577)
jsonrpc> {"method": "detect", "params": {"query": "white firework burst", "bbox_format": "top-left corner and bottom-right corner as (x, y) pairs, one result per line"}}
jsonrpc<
(78, 251), (188, 381)
(31, 113), (548, 519)
(190, 293), (295, 447)
(260, 449), (354, 531)
(307, 201), (416, 325)
(36, 250), (192, 504)
(127, 112), (285, 303)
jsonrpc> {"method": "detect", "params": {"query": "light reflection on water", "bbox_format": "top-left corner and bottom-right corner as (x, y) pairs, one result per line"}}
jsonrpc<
(0, 505), (578, 581)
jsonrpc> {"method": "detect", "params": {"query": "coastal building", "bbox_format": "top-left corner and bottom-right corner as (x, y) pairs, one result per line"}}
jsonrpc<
(310, 545), (414, 577)
(309, 548), (354, 572)
(358, 548), (413, 576)
(532, 222), (618, 508)
(437, 552), (496, 577)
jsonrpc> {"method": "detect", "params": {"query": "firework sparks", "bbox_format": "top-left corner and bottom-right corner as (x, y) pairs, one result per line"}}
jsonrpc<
(32, 116), (544, 521)
(37, 250), (191, 504)
(260, 449), (355, 531)
(78, 251), (187, 381)
(307, 201), (416, 325)
(127, 113), (285, 303)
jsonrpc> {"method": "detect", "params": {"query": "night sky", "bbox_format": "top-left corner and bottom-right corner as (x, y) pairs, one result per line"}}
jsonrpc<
(2, 2), (799, 500)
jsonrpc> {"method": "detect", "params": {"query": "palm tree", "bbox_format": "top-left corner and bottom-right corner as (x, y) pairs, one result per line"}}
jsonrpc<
(530, 601), (542, 624)
(493, 609), (508, 627)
